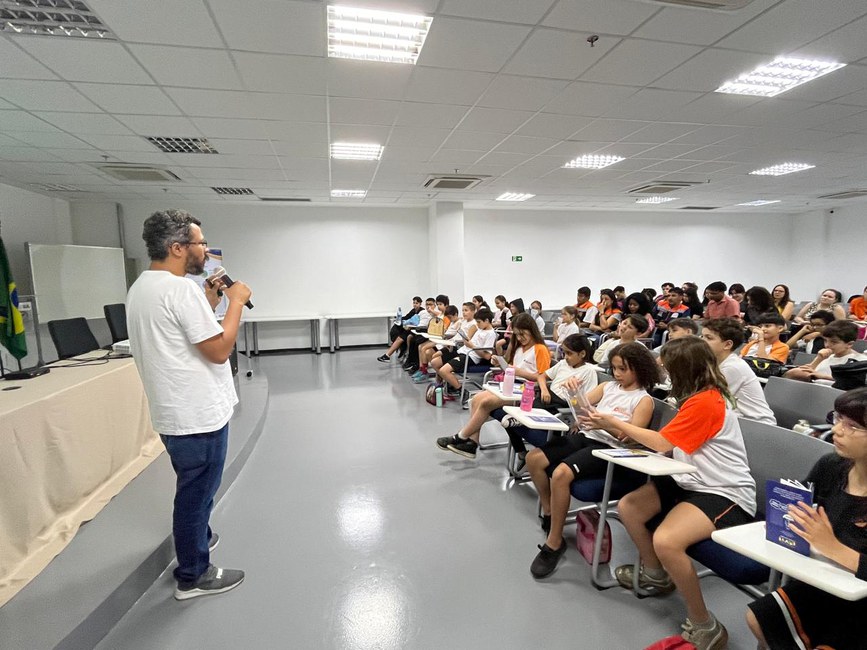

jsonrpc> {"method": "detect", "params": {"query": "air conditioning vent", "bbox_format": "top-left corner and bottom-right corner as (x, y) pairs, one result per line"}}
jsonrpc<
(258, 197), (311, 202)
(628, 181), (702, 195)
(212, 187), (254, 195)
(146, 137), (218, 154)
(634, 0), (755, 10)
(30, 183), (83, 192)
(98, 165), (182, 182)
(817, 190), (867, 200)
(423, 174), (489, 190)
(680, 206), (719, 210)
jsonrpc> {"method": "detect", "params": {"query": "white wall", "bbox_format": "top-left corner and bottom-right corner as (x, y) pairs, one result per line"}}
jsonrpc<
(117, 201), (431, 349)
(70, 201), (121, 248)
(463, 208), (822, 308)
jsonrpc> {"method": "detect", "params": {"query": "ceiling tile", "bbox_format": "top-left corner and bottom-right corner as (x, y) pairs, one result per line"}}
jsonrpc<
(328, 124), (390, 143)
(781, 64), (867, 103)
(248, 93), (326, 122)
(14, 39), (152, 84)
(73, 83), (180, 115)
(724, 98), (818, 127)
(0, 146), (62, 162)
(77, 134), (160, 152)
(166, 88), (252, 118)
(405, 68), (493, 105)
(649, 92), (752, 124)
(417, 18), (530, 72)
(442, 131), (506, 151)
(33, 111), (132, 135)
(619, 122), (700, 144)
(329, 98), (401, 126)
(632, 0), (777, 45)
(654, 49), (770, 93)
(87, 0), (224, 47)
(455, 107), (534, 134)
(195, 117), (267, 140)
(429, 149), (483, 165)
(270, 141), (327, 158)
(716, 0), (867, 54)
(503, 28), (619, 80)
(262, 121), (328, 142)
(0, 80), (100, 112)
(603, 88), (703, 120)
(772, 103), (866, 131)
(387, 127), (450, 148)
(129, 45), (243, 90)
(543, 0), (660, 35)
(439, 0), (554, 24)
(208, 0), (324, 56)
(515, 113), (593, 139)
(0, 38), (58, 80)
(576, 119), (648, 142)
(792, 15), (867, 63)
(493, 136), (559, 155)
(0, 110), (64, 132)
(580, 39), (702, 86)
(236, 53), (327, 95)
(544, 81), (638, 117)
(477, 76), (568, 112)
(206, 139), (276, 155)
(396, 102), (470, 128)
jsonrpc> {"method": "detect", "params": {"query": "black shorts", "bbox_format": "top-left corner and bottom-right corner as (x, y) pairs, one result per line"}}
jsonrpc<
(540, 433), (612, 479)
(748, 580), (867, 650)
(440, 348), (460, 363)
(446, 354), (490, 371)
(650, 475), (753, 529)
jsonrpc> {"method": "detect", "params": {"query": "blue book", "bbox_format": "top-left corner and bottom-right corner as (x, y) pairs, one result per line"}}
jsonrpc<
(765, 479), (814, 556)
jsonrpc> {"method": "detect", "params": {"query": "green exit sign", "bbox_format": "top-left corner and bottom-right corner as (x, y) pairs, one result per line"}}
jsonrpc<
(511, 255), (523, 262)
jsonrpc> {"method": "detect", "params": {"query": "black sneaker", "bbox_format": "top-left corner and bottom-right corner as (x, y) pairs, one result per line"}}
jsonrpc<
(436, 434), (461, 451)
(174, 564), (245, 601)
(515, 451), (528, 473)
(376, 354), (390, 363)
(447, 438), (478, 459)
(530, 539), (567, 579)
(446, 384), (461, 396)
(404, 363), (419, 374)
(540, 514), (551, 533)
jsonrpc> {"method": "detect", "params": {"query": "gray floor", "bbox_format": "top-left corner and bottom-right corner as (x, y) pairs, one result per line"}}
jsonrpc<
(96, 350), (755, 649)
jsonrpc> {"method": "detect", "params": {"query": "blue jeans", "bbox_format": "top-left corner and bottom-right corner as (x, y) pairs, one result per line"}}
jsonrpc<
(160, 423), (229, 585)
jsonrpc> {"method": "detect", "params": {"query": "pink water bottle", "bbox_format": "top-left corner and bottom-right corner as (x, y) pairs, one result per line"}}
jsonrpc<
(502, 367), (515, 397)
(520, 380), (535, 412)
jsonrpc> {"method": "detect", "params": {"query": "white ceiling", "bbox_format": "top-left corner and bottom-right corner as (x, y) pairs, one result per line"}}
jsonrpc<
(1, 0), (867, 212)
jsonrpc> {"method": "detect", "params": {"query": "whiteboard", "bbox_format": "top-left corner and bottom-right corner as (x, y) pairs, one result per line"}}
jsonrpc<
(27, 244), (128, 323)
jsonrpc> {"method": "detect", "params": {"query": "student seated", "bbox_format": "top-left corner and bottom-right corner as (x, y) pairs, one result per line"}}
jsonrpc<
(746, 387), (867, 650)
(552, 305), (580, 344)
(429, 308), (496, 408)
(412, 304), (461, 382)
(656, 282), (675, 305)
(786, 309), (835, 354)
(703, 281), (741, 321)
(435, 313), (549, 456)
(594, 315), (649, 370)
(772, 284), (795, 321)
(652, 287), (691, 347)
(623, 292), (655, 335)
(402, 296), (452, 373)
(495, 298), (525, 356)
(740, 311), (789, 363)
(743, 286), (775, 326)
(499, 334), (598, 469)
(491, 294), (511, 330)
(526, 342), (658, 579)
(849, 285), (867, 321)
(585, 337), (756, 650)
(388, 296), (422, 352)
(377, 296), (438, 363)
(529, 300), (546, 334)
(574, 286), (597, 328)
(793, 288), (847, 323)
(701, 319), (776, 424)
(784, 320), (866, 384)
(588, 289), (622, 338)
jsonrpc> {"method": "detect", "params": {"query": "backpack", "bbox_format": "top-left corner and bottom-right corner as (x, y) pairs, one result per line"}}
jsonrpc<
(425, 383), (443, 407)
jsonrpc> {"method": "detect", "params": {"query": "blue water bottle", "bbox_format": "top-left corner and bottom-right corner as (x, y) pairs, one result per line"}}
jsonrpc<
(396, 307), (403, 325)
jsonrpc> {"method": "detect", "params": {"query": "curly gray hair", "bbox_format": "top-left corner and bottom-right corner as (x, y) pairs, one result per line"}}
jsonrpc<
(142, 209), (201, 261)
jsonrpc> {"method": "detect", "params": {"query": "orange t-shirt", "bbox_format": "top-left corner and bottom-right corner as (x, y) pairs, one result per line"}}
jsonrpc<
(660, 389), (726, 454)
(739, 340), (789, 363)
(851, 297), (867, 321)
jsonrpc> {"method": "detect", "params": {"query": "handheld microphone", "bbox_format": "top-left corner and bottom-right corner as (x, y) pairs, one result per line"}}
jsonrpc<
(209, 266), (254, 309)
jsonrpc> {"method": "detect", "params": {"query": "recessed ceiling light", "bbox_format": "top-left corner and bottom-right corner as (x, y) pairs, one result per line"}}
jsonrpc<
(563, 155), (624, 170)
(0, 0), (115, 39)
(749, 163), (814, 176)
(737, 199), (781, 206)
(330, 142), (384, 160)
(331, 189), (367, 198)
(327, 5), (433, 65)
(715, 57), (846, 97)
(495, 193), (535, 202)
(636, 196), (678, 204)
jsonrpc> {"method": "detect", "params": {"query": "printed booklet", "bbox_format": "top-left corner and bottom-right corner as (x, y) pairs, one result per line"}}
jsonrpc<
(765, 478), (814, 556)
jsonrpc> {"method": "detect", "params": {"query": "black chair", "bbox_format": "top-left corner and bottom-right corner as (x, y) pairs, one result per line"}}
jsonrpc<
(103, 303), (128, 343)
(48, 318), (100, 360)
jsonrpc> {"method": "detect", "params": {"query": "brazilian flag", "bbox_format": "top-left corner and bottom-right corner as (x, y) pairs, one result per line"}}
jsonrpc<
(0, 237), (27, 360)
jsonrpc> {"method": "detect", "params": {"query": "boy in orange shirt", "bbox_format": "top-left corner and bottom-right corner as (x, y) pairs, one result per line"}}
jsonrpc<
(739, 311), (789, 363)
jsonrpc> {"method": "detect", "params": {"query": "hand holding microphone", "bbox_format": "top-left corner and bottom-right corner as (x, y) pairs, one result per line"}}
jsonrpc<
(208, 266), (254, 309)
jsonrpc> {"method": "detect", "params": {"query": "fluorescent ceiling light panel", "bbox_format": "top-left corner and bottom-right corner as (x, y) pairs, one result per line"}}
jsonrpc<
(0, 0), (114, 39)
(737, 200), (781, 206)
(715, 57), (846, 97)
(749, 163), (814, 176)
(331, 189), (367, 198)
(495, 193), (535, 202)
(563, 155), (624, 170)
(636, 196), (678, 204)
(327, 5), (432, 65)
(330, 142), (384, 161)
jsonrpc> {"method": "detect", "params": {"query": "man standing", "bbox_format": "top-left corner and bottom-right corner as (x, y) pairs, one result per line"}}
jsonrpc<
(127, 209), (251, 600)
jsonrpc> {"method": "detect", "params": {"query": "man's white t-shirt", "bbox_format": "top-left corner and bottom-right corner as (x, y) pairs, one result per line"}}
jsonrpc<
(719, 354), (776, 425)
(127, 270), (238, 436)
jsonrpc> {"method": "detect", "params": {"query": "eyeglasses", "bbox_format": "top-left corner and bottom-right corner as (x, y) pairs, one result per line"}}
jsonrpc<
(183, 240), (208, 248)
(832, 412), (867, 436)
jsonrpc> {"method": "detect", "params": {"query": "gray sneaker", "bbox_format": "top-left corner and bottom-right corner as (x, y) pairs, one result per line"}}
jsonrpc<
(174, 564), (245, 601)
(681, 613), (728, 650)
(614, 563), (676, 595)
